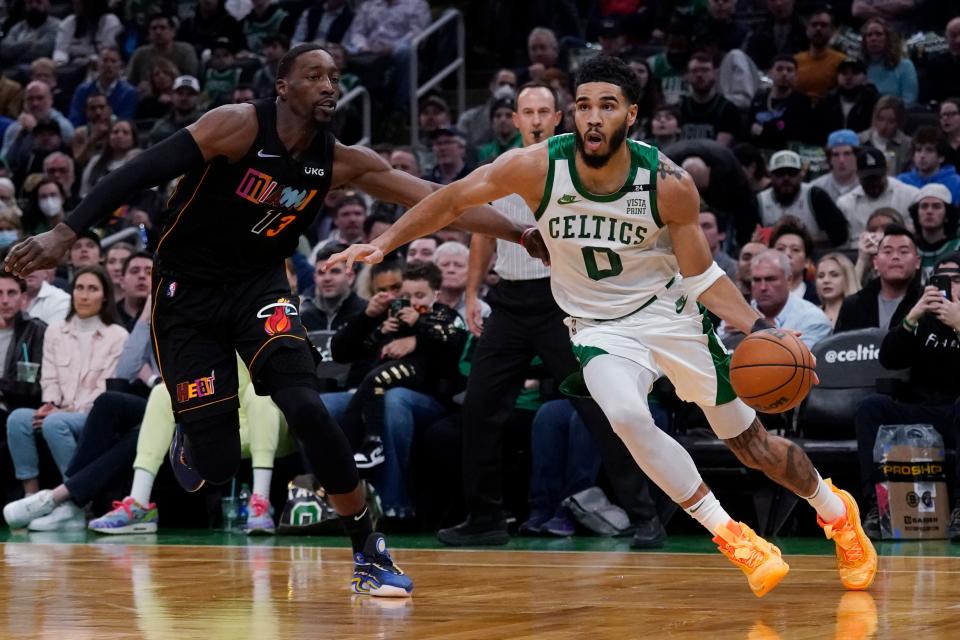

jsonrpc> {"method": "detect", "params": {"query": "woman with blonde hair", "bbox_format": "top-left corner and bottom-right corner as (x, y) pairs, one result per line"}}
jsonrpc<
(860, 17), (918, 106)
(816, 252), (861, 328)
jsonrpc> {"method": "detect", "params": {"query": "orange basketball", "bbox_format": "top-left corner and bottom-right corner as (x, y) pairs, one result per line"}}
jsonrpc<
(729, 328), (815, 413)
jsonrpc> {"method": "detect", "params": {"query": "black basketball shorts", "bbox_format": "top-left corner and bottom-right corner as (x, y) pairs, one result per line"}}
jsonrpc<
(151, 267), (320, 423)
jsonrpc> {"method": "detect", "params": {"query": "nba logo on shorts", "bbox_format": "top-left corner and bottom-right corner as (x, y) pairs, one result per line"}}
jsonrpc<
(167, 281), (178, 298)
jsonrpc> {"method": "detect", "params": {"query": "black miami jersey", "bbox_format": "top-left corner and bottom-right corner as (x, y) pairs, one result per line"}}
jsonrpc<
(157, 99), (334, 282)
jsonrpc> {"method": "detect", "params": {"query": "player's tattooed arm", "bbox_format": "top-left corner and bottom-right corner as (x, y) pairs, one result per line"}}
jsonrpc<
(656, 151), (687, 182)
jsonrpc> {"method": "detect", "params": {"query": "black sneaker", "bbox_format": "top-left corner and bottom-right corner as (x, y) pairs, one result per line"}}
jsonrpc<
(437, 517), (510, 546)
(630, 515), (667, 549)
(948, 506), (960, 543)
(863, 502), (881, 541)
(354, 438), (385, 470)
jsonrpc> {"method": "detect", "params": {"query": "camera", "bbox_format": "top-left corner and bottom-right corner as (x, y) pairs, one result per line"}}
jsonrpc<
(389, 298), (410, 316)
(930, 274), (953, 302)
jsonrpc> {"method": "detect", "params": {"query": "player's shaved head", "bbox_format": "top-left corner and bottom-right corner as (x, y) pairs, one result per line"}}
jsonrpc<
(278, 43), (332, 79)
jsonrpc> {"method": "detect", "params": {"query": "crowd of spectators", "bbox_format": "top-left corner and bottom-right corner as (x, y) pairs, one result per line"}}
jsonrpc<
(0, 0), (959, 544)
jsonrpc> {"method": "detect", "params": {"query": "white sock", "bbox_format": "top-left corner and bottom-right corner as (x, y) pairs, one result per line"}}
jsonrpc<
(803, 474), (846, 522)
(130, 468), (155, 506)
(684, 492), (733, 535)
(253, 467), (272, 499)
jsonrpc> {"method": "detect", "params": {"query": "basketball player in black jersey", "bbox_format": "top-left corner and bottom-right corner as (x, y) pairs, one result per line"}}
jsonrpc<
(5, 44), (546, 597)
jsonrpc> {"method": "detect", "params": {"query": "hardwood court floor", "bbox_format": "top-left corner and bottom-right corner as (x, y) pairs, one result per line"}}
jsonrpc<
(0, 532), (958, 640)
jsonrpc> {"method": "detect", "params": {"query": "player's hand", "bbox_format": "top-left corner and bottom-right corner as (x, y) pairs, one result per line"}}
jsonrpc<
(381, 336), (416, 359)
(322, 243), (383, 272)
(4, 224), (76, 277)
(465, 294), (483, 337)
(785, 330), (821, 386)
(396, 306), (419, 327)
(520, 228), (550, 266)
(380, 317), (400, 334)
(365, 291), (392, 317)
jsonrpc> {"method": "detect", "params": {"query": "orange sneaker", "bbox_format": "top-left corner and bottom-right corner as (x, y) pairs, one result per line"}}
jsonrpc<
(817, 479), (878, 591)
(712, 520), (790, 597)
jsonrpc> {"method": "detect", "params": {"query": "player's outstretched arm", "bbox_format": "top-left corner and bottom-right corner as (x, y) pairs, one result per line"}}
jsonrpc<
(659, 153), (763, 335)
(327, 146), (545, 268)
(4, 105), (255, 277)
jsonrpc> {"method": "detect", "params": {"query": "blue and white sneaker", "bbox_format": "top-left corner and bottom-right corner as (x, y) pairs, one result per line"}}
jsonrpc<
(168, 425), (205, 492)
(351, 533), (413, 597)
(89, 497), (159, 534)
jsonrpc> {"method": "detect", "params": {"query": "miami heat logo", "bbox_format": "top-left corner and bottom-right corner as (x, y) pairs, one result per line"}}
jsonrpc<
(257, 298), (298, 335)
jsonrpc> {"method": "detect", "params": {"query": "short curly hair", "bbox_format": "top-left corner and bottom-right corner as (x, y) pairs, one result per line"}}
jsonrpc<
(575, 55), (640, 105)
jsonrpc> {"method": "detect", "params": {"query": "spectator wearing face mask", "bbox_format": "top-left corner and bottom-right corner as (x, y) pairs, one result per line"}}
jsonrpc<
(457, 69), (517, 150)
(0, 210), (22, 252)
(24, 178), (66, 236)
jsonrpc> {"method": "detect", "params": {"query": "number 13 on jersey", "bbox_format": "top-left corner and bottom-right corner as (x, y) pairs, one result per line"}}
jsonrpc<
(251, 209), (296, 237)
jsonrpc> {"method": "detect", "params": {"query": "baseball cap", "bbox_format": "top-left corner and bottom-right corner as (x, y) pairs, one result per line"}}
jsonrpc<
(489, 97), (515, 118)
(76, 229), (101, 248)
(420, 94), (449, 113)
(912, 183), (952, 206)
(837, 58), (866, 74)
(598, 18), (623, 37)
(173, 75), (200, 93)
(211, 36), (237, 53)
(430, 126), (466, 144)
(768, 150), (802, 173)
(827, 129), (859, 149)
(856, 147), (887, 176)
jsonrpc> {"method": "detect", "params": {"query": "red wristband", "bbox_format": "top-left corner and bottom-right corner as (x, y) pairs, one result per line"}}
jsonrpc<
(519, 227), (535, 248)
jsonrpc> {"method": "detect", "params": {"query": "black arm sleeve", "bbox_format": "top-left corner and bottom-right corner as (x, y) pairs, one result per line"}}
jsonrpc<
(808, 186), (849, 247)
(64, 129), (206, 234)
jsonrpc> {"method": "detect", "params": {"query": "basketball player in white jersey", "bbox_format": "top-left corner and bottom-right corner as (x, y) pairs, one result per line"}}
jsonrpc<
(326, 55), (877, 597)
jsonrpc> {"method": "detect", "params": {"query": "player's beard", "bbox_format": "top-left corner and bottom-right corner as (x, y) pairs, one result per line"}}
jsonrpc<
(575, 118), (628, 169)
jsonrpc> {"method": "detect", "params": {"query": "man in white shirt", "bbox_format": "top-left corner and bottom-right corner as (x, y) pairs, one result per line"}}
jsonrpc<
(811, 129), (860, 201)
(757, 150), (848, 247)
(23, 268), (69, 325)
(837, 147), (919, 248)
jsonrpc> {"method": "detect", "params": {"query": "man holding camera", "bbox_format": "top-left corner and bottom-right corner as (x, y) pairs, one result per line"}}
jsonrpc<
(336, 261), (467, 469)
(853, 252), (960, 541)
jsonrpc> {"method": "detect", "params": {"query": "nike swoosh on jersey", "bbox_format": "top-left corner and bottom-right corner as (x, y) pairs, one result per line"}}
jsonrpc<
(557, 194), (580, 205)
(258, 149), (281, 158)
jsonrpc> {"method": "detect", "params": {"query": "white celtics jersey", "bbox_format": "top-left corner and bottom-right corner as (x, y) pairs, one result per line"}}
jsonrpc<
(534, 134), (678, 320)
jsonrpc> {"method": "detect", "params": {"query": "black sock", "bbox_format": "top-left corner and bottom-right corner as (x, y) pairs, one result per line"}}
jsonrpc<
(340, 506), (374, 555)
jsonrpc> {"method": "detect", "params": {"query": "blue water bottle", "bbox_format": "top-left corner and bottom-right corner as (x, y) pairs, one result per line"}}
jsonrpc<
(237, 483), (251, 528)
(138, 223), (149, 250)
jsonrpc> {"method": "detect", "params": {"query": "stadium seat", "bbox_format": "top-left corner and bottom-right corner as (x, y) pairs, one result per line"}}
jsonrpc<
(797, 328), (907, 440)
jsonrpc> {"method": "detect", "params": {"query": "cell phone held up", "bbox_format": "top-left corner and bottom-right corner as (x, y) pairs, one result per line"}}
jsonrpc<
(389, 298), (411, 317)
(929, 274), (953, 302)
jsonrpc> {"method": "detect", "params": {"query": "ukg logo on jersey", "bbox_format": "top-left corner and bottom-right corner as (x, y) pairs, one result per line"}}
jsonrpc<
(235, 168), (318, 211)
